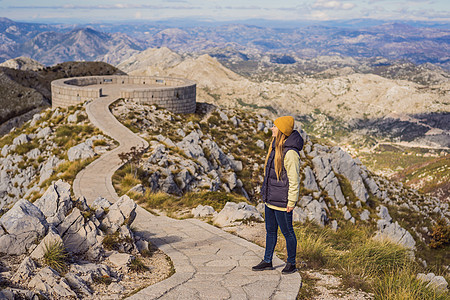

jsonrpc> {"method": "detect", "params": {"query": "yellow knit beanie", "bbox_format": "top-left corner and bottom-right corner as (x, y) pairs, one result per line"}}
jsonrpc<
(274, 116), (294, 136)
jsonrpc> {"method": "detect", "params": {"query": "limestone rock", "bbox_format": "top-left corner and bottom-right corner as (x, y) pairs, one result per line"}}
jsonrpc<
(360, 209), (370, 221)
(67, 140), (96, 161)
(374, 220), (416, 249)
(312, 156), (345, 206)
(30, 227), (64, 260)
(28, 267), (76, 298)
(57, 208), (100, 256)
(13, 134), (29, 146)
(69, 263), (111, 284)
(26, 148), (41, 160)
(0, 199), (48, 255)
(104, 195), (137, 228)
(129, 183), (146, 195)
(256, 140), (265, 149)
(159, 174), (182, 195)
(176, 131), (204, 158)
(11, 257), (37, 283)
(329, 147), (369, 202)
(108, 282), (126, 293)
(303, 166), (319, 192)
(176, 169), (193, 190)
(192, 205), (216, 218)
(65, 272), (93, 296)
(108, 252), (134, 270)
(213, 202), (263, 227)
(36, 127), (52, 139)
(38, 155), (62, 185)
(67, 111), (79, 123)
(293, 207), (307, 223)
(34, 180), (73, 226)
(377, 205), (392, 222)
(416, 273), (448, 293)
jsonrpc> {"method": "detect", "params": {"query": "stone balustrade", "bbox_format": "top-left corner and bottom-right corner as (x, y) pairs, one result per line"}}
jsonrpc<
(51, 75), (196, 114)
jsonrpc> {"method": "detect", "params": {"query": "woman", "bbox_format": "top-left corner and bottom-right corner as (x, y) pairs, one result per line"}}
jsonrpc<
(252, 116), (304, 274)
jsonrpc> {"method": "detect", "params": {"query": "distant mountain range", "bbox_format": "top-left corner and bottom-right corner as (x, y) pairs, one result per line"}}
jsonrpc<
(0, 18), (449, 71)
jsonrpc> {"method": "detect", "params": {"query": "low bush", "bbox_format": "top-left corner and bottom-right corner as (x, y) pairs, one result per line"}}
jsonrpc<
(128, 258), (149, 273)
(43, 241), (68, 273)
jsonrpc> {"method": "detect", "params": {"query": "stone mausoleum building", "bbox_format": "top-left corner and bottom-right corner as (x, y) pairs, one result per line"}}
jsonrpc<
(51, 75), (197, 114)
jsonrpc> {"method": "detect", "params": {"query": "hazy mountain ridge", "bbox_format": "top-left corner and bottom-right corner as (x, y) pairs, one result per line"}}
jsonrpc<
(0, 18), (449, 71)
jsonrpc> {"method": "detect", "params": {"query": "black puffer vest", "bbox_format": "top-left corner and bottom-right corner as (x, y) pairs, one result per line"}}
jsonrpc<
(261, 130), (304, 208)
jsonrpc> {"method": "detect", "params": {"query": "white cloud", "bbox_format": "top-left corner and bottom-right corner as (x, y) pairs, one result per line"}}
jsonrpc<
(312, 0), (355, 10)
(311, 10), (330, 20)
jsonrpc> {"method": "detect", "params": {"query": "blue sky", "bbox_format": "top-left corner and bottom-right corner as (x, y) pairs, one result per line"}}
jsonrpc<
(1, 0), (449, 23)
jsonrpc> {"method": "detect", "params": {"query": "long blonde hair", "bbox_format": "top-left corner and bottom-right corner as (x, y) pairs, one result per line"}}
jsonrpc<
(264, 129), (287, 180)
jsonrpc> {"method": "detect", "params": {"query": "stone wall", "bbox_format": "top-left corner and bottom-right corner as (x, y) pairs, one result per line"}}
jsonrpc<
(51, 76), (196, 114)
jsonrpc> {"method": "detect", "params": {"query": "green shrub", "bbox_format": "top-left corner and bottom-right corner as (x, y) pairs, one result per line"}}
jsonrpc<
(373, 267), (449, 300)
(429, 218), (450, 249)
(128, 258), (149, 273)
(43, 241), (68, 273)
(102, 231), (133, 251)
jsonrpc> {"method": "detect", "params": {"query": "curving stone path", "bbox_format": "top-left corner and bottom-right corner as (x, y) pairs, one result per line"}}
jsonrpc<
(73, 85), (302, 299)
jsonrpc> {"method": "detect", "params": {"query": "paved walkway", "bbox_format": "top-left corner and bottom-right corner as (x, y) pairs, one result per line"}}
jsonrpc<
(73, 85), (302, 299)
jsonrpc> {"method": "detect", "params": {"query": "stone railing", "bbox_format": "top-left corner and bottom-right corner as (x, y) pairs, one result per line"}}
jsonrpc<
(51, 75), (196, 114)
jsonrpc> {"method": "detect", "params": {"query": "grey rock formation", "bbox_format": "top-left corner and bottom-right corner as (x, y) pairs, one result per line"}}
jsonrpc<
(36, 126), (52, 139)
(160, 174), (182, 195)
(374, 219), (416, 249)
(377, 205), (392, 222)
(28, 267), (76, 298)
(213, 202), (263, 227)
(108, 252), (134, 270)
(203, 139), (234, 170)
(329, 147), (369, 202)
(65, 272), (92, 296)
(192, 204), (216, 218)
(360, 209), (371, 221)
(298, 196), (328, 227)
(303, 166), (319, 192)
(67, 111), (79, 123)
(312, 156), (345, 206)
(176, 131), (204, 159)
(103, 195), (137, 230)
(219, 111), (229, 121)
(293, 207), (307, 223)
(416, 273), (448, 293)
(26, 148), (41, 159)
(13, 134), (29, 146)
(0, 199), (48, 255)
(69, 263), (111, 284)
(11, 257), (37, 283)
(34, 180), (73, 226)
(129, 183), (146, 195)
(38, 155), (62, 185)
(57, 208), (101, 256)
(176, 169), (193, 190)
(256, 140), (265, 149)
(67, 140), (96, 161)
(30, 227), (64, 260)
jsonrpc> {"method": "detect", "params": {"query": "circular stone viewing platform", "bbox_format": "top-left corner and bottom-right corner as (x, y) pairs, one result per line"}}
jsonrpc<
(51, 75), (197, 114)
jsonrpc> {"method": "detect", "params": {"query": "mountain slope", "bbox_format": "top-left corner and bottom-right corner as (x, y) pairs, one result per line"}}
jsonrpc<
(0, 61), (126, 135)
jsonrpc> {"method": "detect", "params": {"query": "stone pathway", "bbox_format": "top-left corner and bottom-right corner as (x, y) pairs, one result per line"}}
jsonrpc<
(73, 85), (302, 299)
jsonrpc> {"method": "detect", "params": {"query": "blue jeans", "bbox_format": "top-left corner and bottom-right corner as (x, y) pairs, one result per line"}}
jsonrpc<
(264, 204), (297, 265)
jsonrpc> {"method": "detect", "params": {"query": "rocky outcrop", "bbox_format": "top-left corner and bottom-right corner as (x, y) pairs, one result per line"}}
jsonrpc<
(0, 180), (149, 299)
(416, 273), (448, 293)
(213, 202), (263, 227)
(374, 219), (416, 249)
(34, 180), (73, 226)
(311, 155), (346, 206)
(0, 199), (48, 255)
(192, 204), (216, 218)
